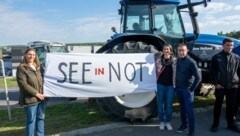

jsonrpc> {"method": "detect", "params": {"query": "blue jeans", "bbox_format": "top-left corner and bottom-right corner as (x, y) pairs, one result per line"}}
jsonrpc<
(175, 88), (195, 131)
(157, 84), (174, 122)
(24, 101), (46, 136)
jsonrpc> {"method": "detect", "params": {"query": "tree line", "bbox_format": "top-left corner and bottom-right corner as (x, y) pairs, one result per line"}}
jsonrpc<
(218, 30), (240, 39)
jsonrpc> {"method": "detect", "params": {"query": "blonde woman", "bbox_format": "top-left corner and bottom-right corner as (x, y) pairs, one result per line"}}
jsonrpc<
(17, 48), (45, 136)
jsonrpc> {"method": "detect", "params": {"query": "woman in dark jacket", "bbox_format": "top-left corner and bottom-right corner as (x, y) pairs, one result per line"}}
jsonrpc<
(17, 48), (45, 136)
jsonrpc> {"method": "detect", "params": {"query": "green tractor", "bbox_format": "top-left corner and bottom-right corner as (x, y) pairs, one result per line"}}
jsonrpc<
(96, 0), (211, 122)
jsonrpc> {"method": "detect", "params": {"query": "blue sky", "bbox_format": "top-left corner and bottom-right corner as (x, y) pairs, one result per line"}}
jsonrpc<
(0, 0), (240, 45)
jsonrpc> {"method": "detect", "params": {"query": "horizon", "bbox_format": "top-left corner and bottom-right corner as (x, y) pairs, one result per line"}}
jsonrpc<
(0, 0), (240, 46)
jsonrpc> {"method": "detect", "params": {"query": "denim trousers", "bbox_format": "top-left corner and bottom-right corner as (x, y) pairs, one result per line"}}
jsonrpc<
(24, 101), (46, 136)
(175, 88), (195, 132)
(157, 83), (174, 123)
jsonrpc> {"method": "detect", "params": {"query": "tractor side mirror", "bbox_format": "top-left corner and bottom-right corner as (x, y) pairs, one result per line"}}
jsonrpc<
(178, 0), (211, 10)
(111, 27), (117, 34)
(118, 9), (122, 15)
(203, 0), (211, 7)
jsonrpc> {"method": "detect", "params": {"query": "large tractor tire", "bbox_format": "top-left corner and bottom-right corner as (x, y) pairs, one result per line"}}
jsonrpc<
(96, 41), (159, 123)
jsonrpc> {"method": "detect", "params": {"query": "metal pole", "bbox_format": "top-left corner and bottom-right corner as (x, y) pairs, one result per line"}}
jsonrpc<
(0, 59), (12, 121)
(91, 45), (94, 53)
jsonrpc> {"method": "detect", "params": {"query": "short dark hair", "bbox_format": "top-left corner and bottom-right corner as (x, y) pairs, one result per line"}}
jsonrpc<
(222, 37), (234, 45)
(178, 43), (188, 49)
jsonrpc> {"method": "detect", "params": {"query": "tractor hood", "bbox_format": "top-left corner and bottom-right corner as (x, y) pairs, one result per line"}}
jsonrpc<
(187, 33), (240, 47)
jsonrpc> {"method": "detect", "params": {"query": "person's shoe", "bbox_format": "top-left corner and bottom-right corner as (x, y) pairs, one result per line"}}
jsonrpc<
(233, 116), (237, 121)
(211, 124), (218, 132)
(176, 125), (187, 133)
(159, 122), (165, 130)
(165, 122), (173, 131)
(228, 125), (240, 133)
(188, 131), (194, 136)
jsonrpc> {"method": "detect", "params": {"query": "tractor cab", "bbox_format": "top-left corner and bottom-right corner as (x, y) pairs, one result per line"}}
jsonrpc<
(109, 0), (211, 50)
(121, 1), (183, 38)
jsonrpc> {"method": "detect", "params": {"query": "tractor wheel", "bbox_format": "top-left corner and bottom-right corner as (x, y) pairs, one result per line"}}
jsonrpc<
(96, 41), (159, 122)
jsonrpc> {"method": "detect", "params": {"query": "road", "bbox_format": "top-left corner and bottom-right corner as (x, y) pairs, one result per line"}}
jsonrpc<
(0, 88), (88, 110)
(83, 109), (240, 136)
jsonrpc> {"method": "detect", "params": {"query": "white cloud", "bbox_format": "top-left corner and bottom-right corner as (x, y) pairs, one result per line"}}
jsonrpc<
(189, 14), (240, 34)
(75, 17), (119, 34)
(234, 5), (240, 10)
(66, 16), (120, 43)
(0, 1), (239, 45)
(0, 2), (120, 45)
(195, 2), (232, 14)
(182, 1), (240, 34)
(0, 3), (68, 45)
(0, 3), (10, 12)
(199, 15), (240, 27)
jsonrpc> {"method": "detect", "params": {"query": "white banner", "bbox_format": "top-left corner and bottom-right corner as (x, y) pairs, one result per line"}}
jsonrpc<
(43, 53), (157, 97)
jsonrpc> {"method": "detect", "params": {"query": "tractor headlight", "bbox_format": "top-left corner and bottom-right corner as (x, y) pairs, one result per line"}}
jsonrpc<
(204, 62), (208, 68)
(198, 62), (202, 67)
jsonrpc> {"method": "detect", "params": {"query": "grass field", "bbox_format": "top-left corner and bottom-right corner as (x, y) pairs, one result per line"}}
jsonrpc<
(0, 77), (18, 88)
(0, 102), (111, 136)
(0, 95), (216, 136)
(0, 77), (216, 135)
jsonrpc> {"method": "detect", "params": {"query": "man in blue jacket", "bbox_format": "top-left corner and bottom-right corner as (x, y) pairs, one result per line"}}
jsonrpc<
(174, 43), (201, 136)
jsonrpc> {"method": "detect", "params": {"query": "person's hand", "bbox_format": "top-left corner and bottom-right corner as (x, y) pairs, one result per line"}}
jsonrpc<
(232, 84), (239, 89)
(215, 84), (224, 89)
(188, 90), (193, 94)
(36, 93), (45, 101)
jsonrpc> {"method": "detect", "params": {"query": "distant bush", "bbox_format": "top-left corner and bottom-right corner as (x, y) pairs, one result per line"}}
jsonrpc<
(66, 42), (106, 46)
(218, 30), (240, 39)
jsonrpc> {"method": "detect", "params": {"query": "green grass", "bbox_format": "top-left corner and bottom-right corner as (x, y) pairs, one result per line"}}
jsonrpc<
(0, 77), (18, 88)
(194, 95), (215, 108)
(0, 102), (111, 136)
(0, 78), (216, 135)
(172, 95), (215, 111)
(0, 95), (216, 136)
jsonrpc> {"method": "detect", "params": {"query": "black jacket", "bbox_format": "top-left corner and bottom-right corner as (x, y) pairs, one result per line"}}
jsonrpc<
(211, 51), (240, 89)
(175, 55), (201, 92)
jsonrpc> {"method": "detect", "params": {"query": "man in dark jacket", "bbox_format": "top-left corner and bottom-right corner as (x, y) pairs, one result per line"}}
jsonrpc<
(211, 38), (240, 133)
(174, 43), (201, 136)
(232, 45), (240, 122)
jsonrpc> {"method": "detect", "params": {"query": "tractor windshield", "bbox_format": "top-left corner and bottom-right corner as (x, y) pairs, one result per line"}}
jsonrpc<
(153, 4), (184, 38)
(49, 46), (66, 53)
(124, 3), (184, 38)
(125, 4), (150, 32)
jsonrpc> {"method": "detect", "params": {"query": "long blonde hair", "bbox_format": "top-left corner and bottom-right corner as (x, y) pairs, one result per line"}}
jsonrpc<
(21, 48), (40, 68)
